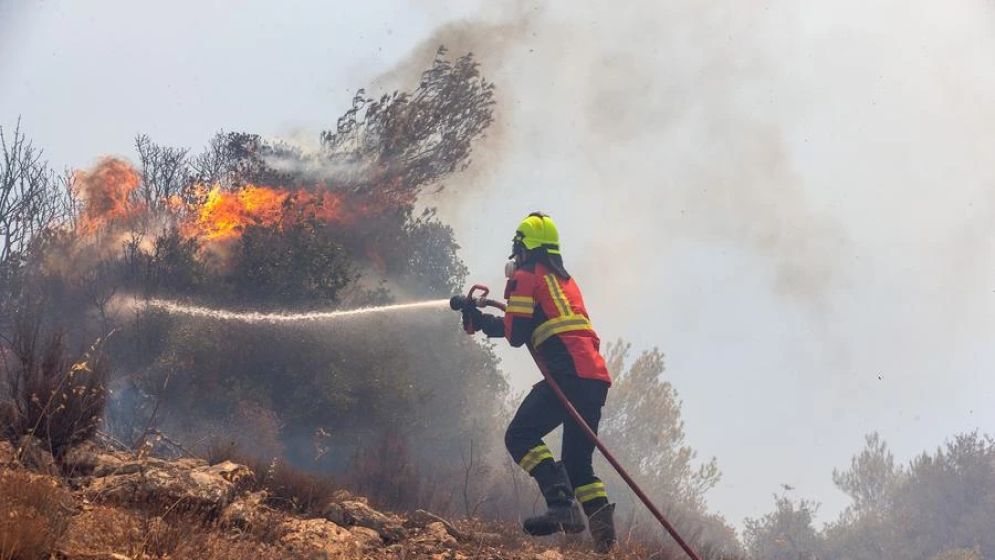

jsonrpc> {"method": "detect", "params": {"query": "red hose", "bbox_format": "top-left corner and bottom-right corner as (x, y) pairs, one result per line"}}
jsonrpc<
(486, 299), (703, 560)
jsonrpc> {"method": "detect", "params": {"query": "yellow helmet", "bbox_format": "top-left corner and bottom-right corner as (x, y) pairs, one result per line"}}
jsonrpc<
(513, 212), (560, 255)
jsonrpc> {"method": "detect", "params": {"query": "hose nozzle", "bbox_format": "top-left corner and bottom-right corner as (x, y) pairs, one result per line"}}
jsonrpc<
(449, 295), (471, 311)
(451, 284), (507, 316)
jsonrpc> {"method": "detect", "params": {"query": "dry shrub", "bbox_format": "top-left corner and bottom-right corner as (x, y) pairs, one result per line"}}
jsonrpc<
(61, 506), (144, 557)
(1, 322), (109, 458)
(0, 470), (73, 560)
(205, 440), (338, 516)
(251, 458), (339, 516)
(234, 506), (289, 545)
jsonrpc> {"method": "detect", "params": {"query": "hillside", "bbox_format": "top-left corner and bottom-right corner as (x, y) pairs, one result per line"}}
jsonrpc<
(0, 437), (659, 560)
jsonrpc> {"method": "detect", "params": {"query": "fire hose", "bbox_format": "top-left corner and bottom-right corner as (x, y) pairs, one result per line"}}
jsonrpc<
(450, 284), (703, 560)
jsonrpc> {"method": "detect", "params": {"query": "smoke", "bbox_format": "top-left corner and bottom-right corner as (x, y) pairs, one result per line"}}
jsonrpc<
(384, 0), (995, 529)
(260, 146), (375, 186)
(393, 2), (847, 307)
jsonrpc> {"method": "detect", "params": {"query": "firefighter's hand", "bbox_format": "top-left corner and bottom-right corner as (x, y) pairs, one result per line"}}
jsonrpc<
(461, 305), (484, 333)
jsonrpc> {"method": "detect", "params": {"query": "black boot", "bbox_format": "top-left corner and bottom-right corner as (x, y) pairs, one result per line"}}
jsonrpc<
(523, 462), (586, 536)
(584, 501), (616, 553)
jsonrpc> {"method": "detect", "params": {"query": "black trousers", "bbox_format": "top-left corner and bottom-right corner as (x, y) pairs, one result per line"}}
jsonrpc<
(505, 375), (609, 494)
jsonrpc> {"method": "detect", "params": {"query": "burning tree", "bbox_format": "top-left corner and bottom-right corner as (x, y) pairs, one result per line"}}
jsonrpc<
(2, 47), (505, 517)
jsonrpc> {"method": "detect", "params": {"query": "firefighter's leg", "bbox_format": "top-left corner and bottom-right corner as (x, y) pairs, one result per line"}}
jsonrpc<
(505, 381), (585, 536)
(561, 377), (615, 552)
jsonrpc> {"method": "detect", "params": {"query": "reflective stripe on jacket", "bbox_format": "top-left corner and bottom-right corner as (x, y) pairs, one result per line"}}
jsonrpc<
(502, 262), (612, 385)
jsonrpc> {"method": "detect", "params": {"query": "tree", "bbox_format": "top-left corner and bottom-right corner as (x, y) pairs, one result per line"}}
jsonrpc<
(134, 134), (189, 213)
(821, 432), (995, 560)
(596, 341), (738, 556)
(887, 433), (995, 560)
(230, 218), (356, 306)
(744, 495), (824, 560)
(0, 121), (77, 337)
(599, 341), (720, 511)
(320, 47), (495, 202)
(832, 432), (899, 519)
(0, 120), (67, 267)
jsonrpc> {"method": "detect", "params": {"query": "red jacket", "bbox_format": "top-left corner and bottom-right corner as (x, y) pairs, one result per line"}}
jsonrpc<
(502, 262), (612, 385)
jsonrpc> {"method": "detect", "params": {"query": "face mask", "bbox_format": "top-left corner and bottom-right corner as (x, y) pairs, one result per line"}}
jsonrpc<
(504, 260), (517, 279)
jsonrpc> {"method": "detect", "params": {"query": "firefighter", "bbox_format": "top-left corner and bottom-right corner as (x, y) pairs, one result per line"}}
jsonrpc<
(461, 212), (616, 552)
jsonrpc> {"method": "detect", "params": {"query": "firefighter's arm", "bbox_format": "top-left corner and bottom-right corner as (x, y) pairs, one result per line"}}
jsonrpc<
(503, 269), (536, 348)
(463, 306), (506, 338)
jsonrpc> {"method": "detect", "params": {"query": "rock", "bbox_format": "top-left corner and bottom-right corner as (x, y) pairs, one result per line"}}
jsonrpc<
(348, 526), (383, 549)
(407, 509), (468, 541)
(330, 488), (361, 503)
(61, 440), (132, 476)
(321, 499), (407, 542)
(199, 460), (252, 486)
(412, 521), (457, 547)
(85, 457), (253, 511)
(279, 518), (359, 558)
(167, 456), (209, 471)
(17, 435), (58, 475)
(221, 490), (271, 529)
(62, 442), (211, 480)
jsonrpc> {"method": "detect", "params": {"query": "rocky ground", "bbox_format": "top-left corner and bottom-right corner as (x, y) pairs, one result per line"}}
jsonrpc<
(0, 438), (654, 560)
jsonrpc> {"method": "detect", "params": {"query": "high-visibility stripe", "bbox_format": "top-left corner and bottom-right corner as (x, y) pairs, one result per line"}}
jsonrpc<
(531, 315), (593, 347)
(518, 444), (554, 473)
(543, 274), (571, 317)
(506, 295), (535, 316)
(506, 304), (534, 316)
(574, 481), (608, 503)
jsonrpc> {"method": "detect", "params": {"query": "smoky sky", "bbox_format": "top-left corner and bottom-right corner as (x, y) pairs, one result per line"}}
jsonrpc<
(2, 0), (994, 531)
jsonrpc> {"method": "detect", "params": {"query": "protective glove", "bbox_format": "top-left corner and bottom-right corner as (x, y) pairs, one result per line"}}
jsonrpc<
(461, 304), (484, 334)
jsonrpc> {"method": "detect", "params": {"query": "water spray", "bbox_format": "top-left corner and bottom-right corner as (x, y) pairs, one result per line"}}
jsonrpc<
(143, 298), (450, 324)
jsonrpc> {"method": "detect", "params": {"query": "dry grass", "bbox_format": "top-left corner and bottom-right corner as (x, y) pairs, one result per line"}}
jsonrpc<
(449, 516), (737, 560)
(62, 505), (286, 559)
(0, 469), (73, 560)
(205, 440), (339, 516)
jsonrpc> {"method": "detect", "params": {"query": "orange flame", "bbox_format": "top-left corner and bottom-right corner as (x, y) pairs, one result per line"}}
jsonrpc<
(75, 157), (142, 234)
(181, 184), (343, 241)
(70, 160), (375, 247)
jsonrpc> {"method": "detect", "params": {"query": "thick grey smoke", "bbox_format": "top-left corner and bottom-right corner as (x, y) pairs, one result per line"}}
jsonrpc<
(392, 2), (847, 305)
(388, 0), (995, 528)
